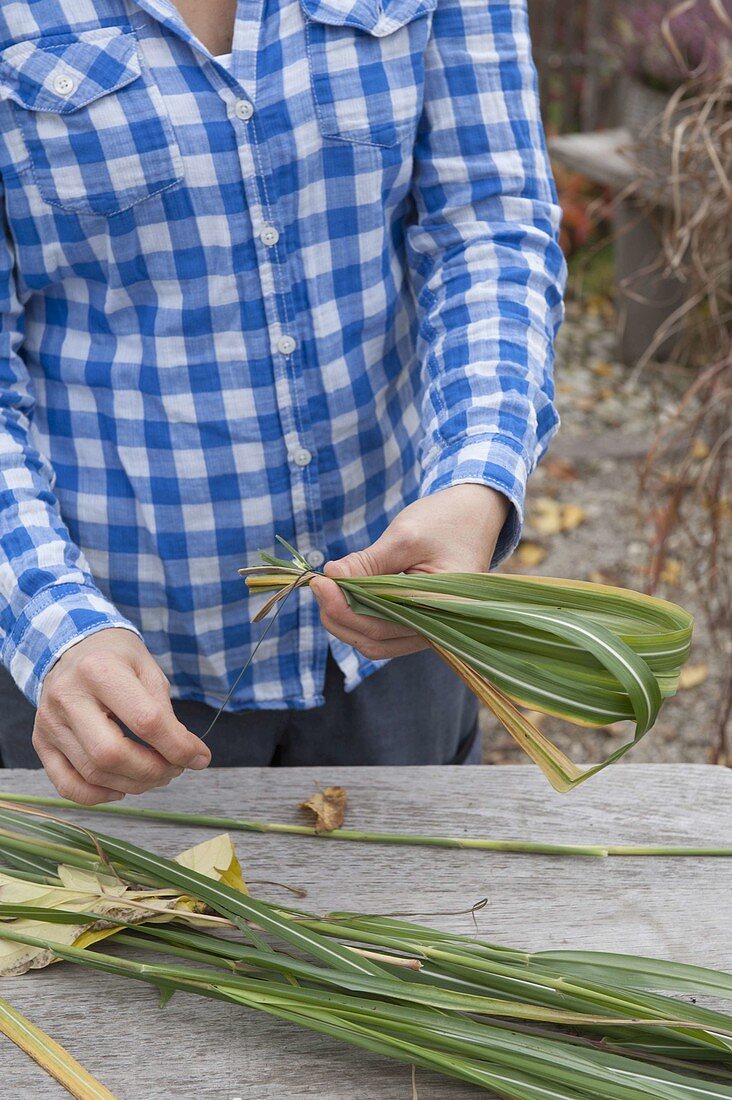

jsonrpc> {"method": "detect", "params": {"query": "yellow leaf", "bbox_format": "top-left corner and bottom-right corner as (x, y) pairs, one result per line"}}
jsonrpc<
(678, 663), (709, 690)
(0, 919), (86, 976)
(690, 438), (710, 461)
(514, 541), (547, 566)
(56, 866), (126, 896)
(0, 879), (175, 972)
(560, 503), (586, 531)
(174, 832), (248, 895)
(300, 786), (348, 833)
(218, 852), (248, 895)
(659, 558), (683, 585)
(73, 926), (134, 952)
(530, 498), (586, 536)
(590, 361), (616, 378)
(0, 833), (249, 975)
(530, 497), (564, 535)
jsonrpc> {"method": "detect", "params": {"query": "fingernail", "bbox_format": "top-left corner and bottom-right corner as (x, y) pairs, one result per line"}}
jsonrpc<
(191, 754), (210, 770)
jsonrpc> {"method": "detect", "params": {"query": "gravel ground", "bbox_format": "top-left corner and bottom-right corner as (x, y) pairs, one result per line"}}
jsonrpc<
(481, 299), (730, 770)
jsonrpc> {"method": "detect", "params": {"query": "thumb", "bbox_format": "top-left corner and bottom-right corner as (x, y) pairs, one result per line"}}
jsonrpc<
(324, 526), (413, 580)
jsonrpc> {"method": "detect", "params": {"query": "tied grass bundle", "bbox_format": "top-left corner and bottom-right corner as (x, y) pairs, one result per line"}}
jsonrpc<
(241, 539), (694, 792)
(0, 807), (730, 1100)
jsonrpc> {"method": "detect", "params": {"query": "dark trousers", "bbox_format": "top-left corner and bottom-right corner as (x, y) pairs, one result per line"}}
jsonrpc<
(0, 648), (481, 768)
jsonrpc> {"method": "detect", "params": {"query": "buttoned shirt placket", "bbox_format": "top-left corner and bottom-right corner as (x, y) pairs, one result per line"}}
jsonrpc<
(128, 0), (327, 702)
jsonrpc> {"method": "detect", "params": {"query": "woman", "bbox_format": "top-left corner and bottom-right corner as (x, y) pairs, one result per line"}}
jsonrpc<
(0, 0), (565, 798)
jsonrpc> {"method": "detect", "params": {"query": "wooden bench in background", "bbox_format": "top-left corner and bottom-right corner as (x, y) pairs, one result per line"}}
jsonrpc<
(549, 127), (685, 365)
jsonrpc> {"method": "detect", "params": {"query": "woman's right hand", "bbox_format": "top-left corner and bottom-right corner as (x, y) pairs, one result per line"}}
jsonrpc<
(33, 628), (211, 804)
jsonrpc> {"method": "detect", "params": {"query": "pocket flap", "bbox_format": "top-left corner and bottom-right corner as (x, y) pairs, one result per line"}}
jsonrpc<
(299, 0), (437, 36)
(0, 26), (141, 114)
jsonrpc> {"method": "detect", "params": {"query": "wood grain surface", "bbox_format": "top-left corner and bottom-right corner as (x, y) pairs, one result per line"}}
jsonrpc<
(1, 763), (730, 1099)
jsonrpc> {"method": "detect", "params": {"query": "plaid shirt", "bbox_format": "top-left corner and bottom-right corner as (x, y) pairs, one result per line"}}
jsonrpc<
(0, 0), (565, 711)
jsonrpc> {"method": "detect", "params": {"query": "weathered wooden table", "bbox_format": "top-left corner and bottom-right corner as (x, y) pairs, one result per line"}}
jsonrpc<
(2, 764), (731, 1099)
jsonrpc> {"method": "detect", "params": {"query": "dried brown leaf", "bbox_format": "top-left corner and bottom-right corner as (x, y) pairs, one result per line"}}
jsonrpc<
(300, 786), (348, 833)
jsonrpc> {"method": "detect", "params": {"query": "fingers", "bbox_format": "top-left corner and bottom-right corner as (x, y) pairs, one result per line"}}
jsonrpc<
(82, 660), (211, 771)
(323, 525), (415, 581)
(310, 484), (514, 661)
(51, 702), (184, 795)
(323, 623), (428, 659)
(35, 631), (211, 804)
(34, 741), (125, 805)
(311, 576), (413, 640)
(311, 575), (426, 659)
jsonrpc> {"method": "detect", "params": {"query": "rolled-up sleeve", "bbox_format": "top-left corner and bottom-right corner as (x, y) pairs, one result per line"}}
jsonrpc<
(0, 176), (141, 706)
(405, 0), (567, 564)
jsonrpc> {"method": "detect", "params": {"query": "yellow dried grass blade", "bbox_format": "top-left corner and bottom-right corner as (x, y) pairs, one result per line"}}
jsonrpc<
(0, 993), (118, 1100)
(432, 644), (583, 793)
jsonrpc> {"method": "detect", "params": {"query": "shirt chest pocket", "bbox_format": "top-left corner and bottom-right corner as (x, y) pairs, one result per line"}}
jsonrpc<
(300, 0), (438, 148)
(0, 27), (183, 217)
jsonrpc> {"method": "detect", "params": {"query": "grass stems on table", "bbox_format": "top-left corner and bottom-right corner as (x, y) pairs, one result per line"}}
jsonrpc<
(2, 791), (730, 858)
(0, 805), (730, 1099)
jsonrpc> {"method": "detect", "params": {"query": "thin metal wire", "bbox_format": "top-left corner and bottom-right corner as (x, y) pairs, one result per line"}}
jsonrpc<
(200, 589), (293, 744)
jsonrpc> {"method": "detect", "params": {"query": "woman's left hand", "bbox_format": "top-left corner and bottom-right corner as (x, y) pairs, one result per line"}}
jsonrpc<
(309, 484), (510, 660)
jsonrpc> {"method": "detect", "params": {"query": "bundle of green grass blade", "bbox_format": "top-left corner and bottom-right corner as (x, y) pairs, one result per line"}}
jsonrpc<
(240, 537), (694, 792)
(0, 807), (730, 1100)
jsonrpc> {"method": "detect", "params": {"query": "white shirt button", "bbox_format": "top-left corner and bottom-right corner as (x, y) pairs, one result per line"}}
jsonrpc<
(53, 74), (75, 97)
(277, 334), (296, 355)
(260, 226), (280, 246)
(291, 448), (312, 467)
(234, 99), (254, 120)
(306, 550), (325, 568)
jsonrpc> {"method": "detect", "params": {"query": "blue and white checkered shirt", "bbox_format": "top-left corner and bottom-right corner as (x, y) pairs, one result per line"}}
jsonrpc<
(0, 0), (566, 711)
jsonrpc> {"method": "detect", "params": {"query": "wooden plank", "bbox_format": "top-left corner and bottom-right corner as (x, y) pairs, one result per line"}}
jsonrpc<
(549, 128), (677, 213)
(549, 127), (637, 188)
(1, 764), (730, 1099)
